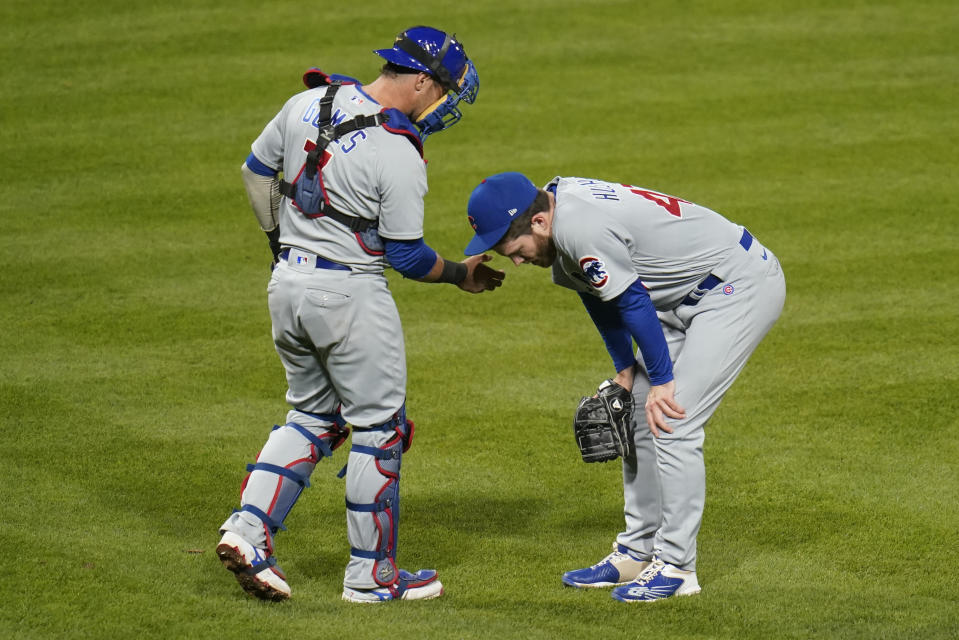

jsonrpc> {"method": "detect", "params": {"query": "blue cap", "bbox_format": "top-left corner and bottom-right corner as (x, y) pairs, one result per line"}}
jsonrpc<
(464, 172), (539, 255)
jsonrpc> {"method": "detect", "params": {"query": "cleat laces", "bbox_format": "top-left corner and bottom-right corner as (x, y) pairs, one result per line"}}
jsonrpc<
(592, 550), (628, 569)
(632, 560), (666, 585)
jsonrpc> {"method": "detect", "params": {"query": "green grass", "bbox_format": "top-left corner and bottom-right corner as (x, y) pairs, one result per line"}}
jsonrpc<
(1, 0), (957, 638)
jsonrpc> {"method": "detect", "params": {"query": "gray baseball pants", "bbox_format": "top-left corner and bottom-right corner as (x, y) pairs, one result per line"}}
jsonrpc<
(220, 252), (410, 589)
(617, 232), (786, 571)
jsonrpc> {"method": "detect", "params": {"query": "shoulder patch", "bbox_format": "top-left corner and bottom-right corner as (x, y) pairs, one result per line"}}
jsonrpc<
(579, 256), (609, 288)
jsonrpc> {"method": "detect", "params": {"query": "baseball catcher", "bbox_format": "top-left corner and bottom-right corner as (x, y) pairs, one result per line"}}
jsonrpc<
(573, 379), (634, 463)
(217, 25), (503, 606)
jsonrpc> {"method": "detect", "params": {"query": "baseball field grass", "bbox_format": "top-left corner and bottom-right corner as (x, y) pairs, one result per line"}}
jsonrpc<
(1, 0), (957, 638)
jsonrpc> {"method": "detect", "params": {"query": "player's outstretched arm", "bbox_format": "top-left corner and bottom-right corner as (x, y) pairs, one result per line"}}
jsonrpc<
(419, 254), (505, 292)
(384, 238), (504, 293)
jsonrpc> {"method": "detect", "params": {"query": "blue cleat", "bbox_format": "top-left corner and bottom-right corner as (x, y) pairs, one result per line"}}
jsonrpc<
(611, 559), (701, 602)
(562, 543), (652, 588)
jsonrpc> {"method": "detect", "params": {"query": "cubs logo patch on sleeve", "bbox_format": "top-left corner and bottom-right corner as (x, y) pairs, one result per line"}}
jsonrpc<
(579, 256), (609, 288)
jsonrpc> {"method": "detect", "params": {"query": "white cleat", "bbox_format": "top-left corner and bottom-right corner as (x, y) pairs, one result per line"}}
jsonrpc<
(342, 569), (444, 603)
(216, 531), (291, 601)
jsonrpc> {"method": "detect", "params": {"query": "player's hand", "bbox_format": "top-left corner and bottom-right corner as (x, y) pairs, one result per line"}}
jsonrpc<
(458, 254), (506, 293)
(645, 381), (685, 438)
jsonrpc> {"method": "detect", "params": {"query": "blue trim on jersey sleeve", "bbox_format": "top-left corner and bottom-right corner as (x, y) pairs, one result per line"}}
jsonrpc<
(579, 293), (636, 374)
(615, 280), (673, 385)
(385, 238), (437, 279)
(245, 152), (278, 177)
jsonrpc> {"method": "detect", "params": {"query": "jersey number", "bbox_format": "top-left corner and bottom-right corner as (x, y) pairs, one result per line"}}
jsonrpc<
(622, 185), (690, 218)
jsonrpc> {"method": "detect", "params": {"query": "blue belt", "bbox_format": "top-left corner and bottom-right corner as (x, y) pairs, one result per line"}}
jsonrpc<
(681, 229), (753, 306)
(278, 248), (350, 271)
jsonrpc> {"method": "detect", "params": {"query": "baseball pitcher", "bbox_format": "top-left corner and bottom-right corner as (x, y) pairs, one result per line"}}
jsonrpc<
(463, 172), (785, 602)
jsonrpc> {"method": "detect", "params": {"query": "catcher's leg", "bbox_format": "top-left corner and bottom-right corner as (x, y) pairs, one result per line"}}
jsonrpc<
(218, 409), (349, 600)
(340, 406), (443, 603)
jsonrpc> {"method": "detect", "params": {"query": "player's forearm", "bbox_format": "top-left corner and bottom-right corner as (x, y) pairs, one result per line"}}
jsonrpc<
(240, 156), (281, 232)
(384, 239), (467, 284)
(615, 281), (673, 385)
(613, 366), (636, 392)
(421, 255), (468, 284)
(579, 292), (636, 373)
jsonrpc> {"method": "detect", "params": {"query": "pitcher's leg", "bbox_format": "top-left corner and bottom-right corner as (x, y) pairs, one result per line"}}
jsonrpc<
(618, 374), (661, 559)
(618, 312), (688, 559)
(653, 255), (785, 571)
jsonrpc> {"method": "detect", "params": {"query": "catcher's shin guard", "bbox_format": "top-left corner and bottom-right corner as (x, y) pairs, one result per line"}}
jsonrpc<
(344, 406), (414, 590)
(225, 411), (349, 550)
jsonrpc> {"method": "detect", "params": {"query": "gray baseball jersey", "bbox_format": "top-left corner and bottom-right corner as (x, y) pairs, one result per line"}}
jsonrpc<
(251, 83), (427, 272)
(547, 176), (744, 308)
(544, 176), (786, 574)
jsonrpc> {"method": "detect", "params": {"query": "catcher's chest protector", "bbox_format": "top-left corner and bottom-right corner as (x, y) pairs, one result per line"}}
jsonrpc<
(279, 69), (422, 227)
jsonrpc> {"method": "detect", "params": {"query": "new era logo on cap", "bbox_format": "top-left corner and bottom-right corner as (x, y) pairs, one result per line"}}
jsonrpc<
(464, 172), (539, 255)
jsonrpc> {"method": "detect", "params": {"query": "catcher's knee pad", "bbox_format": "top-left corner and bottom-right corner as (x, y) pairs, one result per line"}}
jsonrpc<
(234, 410), (349, 549)
(344, 406), (414, 587)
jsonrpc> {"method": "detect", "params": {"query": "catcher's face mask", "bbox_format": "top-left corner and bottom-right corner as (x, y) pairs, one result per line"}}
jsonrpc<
(414, 62), (479, 139)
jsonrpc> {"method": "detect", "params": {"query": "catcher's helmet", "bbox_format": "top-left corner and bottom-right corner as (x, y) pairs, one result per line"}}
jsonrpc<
(374, 26), (479, 139)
